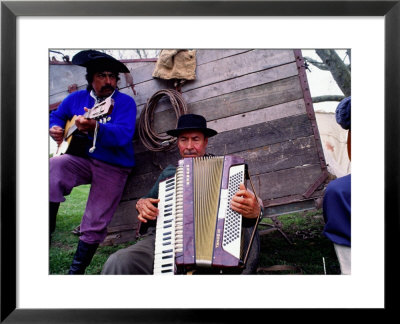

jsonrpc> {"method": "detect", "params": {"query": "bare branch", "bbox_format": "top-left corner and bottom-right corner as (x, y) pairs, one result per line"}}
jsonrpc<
(312, 95), (345, 103)
(304, 56), (330, 71)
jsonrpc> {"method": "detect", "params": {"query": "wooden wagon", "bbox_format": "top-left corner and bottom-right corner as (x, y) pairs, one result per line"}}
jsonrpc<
(49, 49), (328, 245)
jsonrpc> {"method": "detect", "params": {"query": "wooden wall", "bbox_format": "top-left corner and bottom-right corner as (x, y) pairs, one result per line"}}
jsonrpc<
(49, 49), (328, 246)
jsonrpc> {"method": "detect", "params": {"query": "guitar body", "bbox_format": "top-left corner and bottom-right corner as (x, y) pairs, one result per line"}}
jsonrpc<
(55, 116), (90, 157)
(54, 97), (114, 157)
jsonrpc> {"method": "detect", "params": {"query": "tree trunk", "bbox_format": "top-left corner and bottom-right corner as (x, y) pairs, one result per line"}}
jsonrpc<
(315, 49), (351, 97)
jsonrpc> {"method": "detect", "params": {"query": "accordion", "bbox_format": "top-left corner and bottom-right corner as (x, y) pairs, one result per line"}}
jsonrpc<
(153, 155), (253, 275)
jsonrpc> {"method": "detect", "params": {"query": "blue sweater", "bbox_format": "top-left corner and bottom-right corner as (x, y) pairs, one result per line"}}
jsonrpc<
(50, 90), (137, 168)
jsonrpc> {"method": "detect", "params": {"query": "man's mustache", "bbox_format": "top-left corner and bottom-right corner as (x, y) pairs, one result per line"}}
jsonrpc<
(183, 150), (197, 155)
(101, 85), (115, 91)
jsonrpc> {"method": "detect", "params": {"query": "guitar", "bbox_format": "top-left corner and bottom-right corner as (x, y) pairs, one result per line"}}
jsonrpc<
(55, 97), (114, 156)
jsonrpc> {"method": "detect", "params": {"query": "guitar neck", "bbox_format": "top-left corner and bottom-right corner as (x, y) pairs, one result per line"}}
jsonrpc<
(64, 98), (113, 139)
(64, 111), (94, 139)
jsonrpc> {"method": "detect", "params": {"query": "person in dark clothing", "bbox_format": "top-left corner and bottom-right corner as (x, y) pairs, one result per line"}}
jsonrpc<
(322, 96), (351, 274)
(102, 114), (263, 275)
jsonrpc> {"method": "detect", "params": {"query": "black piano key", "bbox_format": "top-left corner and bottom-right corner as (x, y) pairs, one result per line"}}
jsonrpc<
(162, 254), (173, 259)
(161, 269), (173, 273)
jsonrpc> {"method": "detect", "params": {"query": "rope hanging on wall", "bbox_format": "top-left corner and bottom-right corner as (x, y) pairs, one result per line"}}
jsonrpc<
(138, 89), (188, 152)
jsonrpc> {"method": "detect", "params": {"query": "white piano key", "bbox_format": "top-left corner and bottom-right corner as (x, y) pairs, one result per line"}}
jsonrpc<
(153, 176), (178, 275)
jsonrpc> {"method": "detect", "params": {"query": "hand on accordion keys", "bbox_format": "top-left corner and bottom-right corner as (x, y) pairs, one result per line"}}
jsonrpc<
(136, 198), (160, 223)
(231, 183), (262, 219)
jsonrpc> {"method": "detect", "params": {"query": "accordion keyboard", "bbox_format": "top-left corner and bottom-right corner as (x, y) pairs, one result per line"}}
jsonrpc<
(153, 177), (177, 274)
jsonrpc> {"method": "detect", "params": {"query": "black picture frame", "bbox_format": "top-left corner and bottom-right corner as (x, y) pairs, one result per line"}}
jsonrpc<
(1, 0), (398, 322)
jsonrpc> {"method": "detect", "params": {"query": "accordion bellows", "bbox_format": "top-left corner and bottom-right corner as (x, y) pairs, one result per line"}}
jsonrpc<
(154, 155), (246, 274)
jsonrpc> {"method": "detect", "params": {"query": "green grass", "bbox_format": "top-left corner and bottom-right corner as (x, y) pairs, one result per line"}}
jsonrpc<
(49, 185), (136, 275)
(258, 212), (340, 274)
(50, 185), (340, 275)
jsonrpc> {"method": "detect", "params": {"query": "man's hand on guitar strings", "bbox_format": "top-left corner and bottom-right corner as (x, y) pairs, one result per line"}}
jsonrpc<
(49, 125), (64, 145)
(136, 198), (160, 223)
(75, 109), (97, 133)
(231, 183), (261, 219)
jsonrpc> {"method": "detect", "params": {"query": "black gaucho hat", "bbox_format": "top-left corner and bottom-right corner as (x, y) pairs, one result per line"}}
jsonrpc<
(72, 49), (129, 73)
(166, 114), (218, 138)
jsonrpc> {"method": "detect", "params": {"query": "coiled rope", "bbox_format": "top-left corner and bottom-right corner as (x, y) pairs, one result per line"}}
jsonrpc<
(138, 89), (188, 152)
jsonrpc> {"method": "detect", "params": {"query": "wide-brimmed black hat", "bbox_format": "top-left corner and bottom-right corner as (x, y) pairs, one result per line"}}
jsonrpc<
(72, 50), (129, 73)
(166, 114), (218, 138)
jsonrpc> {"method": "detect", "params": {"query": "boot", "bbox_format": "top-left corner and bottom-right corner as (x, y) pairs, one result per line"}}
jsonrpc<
(49, 202), (60, 244)
(68, 240), (99, 274)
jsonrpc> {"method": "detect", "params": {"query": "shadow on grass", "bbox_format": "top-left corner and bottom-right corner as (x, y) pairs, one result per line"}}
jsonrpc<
(257, 211), (341, 275)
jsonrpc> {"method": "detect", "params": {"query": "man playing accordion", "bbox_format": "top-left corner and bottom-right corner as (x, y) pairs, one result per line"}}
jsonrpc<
(102, 114), (263, 274)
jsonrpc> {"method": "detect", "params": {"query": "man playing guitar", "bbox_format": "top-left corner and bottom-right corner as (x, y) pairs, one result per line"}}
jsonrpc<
(49, 50), (137, 274)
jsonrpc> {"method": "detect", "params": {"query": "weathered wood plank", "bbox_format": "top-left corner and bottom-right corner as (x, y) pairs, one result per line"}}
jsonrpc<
(196, 49), (251, 65)
(189, 76), (303, 121)
(130, 49), (296, 107)
(122, 170), (164, 201)
(104, 199), (140, 246)
(49, 64), (85, 94)
(204, 98), (306, 134)
(207, 113), (313, 154)
(184, 49), (296, 92)
(261, 187), (325, 210)
(102, 229), (138, 246)
(263, 199), (318, 217)
(107, 199), (139, 228)
(124, 61), (157, 85)
(236, 136), (320, 176)
(135, 85), (304, 135)
(254, 164), (323, 200)
(151, 75), (303, 133)
(49, 65), (86, 105)
(131, 146), (180, 175)
(152, 92), (305, 135)
(181, 62), (299, 106)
